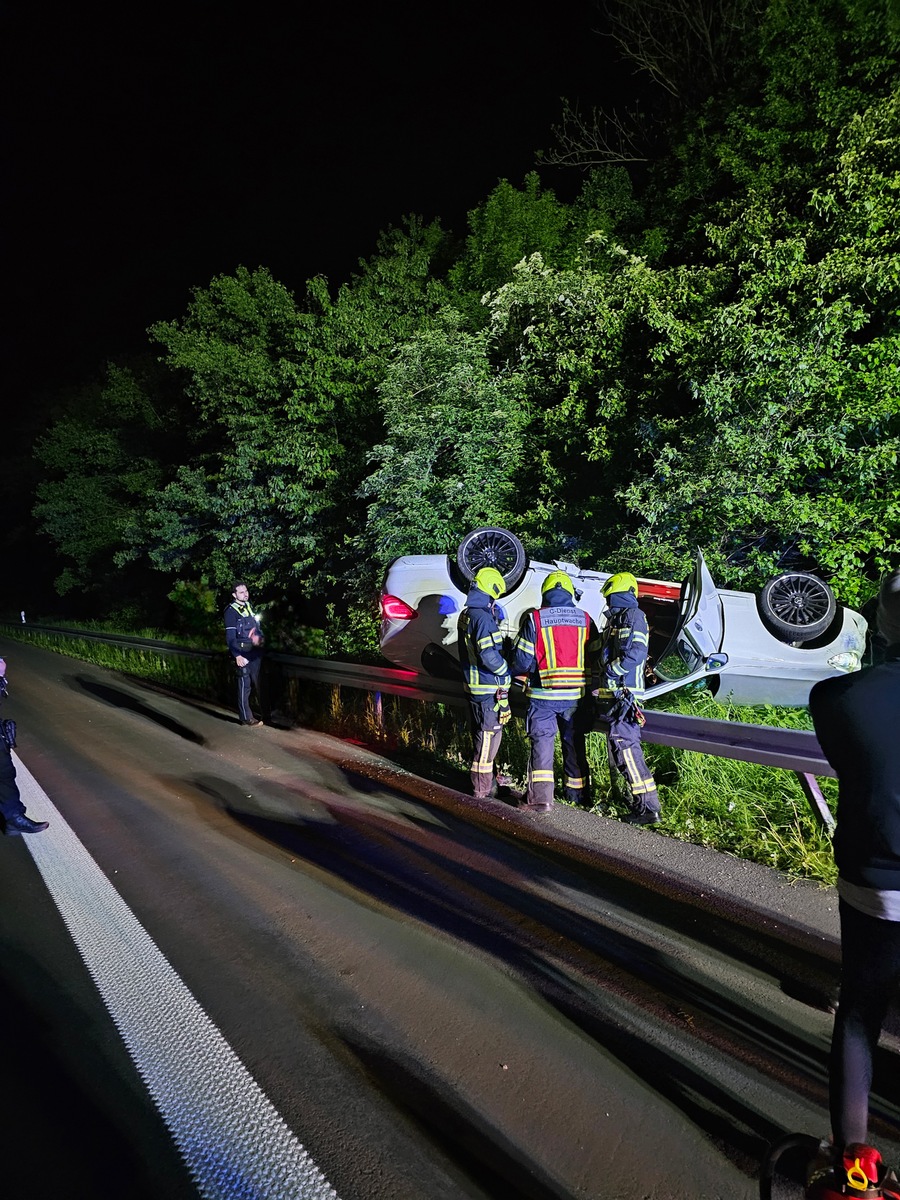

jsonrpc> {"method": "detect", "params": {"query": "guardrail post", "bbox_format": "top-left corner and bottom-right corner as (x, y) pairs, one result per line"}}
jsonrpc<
(796, 772), (835, 833)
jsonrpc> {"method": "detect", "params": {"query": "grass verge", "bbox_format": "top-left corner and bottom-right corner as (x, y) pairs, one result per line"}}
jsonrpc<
(305, 683), (837, 886)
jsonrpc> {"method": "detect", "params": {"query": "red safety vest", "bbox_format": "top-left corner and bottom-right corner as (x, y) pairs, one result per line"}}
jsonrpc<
(533, 607), (591, 694)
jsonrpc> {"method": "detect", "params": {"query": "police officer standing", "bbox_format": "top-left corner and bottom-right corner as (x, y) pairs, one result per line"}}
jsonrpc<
(806, 569), (900, 1197)
(510, 571), (601, 813)
(0, 657), (48, 836)
(458, 567), (512, 799)
(595, 572), (661, 825)
(224, 582), (265, 726)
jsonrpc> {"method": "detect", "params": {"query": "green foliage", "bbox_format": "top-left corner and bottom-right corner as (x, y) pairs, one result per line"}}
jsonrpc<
(1, 623), (235, 707)
(136, 224), (451, 595)
(634, 691), (838, 882)
(142, 266), (330, 587)
(449, 170), (642, 311)
(322, 600), (380, 661)
(614, 0), (900, 599)
(570, 167), (644, 251)
(23, 0), (900, 891)
(27, 0), (900, 652)
(483, 243), (711, 562)
(449, 173), (573, 300)
(33, 358), (181, 610)
(359, 310), (529, 565)
(168, 578), (222, 641)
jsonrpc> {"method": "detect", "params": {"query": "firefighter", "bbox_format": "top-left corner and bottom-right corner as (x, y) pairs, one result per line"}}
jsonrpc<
(595, 572), (661, 825)
(458, 567), (512, 799)
(510, 570), (601, 813)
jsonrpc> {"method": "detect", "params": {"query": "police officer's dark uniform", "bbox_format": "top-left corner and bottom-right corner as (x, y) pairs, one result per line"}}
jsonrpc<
(510, 570), (601, 812)
(224, 583), (265, 726)
(458, 567), (512, 798)
(0, 657), (48, 836)
(808, 569), (900, 1189)
(595, 572), (661, 825)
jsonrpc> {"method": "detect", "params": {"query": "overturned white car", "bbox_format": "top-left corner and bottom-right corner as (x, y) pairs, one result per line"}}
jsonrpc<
(379, 528), (868, 707)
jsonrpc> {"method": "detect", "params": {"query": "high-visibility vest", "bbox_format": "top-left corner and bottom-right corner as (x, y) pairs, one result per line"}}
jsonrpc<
(531, 606), (592, 700)
(458, 605), (511, 696)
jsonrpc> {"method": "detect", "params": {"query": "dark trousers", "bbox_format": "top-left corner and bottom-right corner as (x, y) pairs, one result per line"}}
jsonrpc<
(0, 742), (25, 824)
(830, 897), (900, 1148)
(525, 698), (590, 807)
(236, 655), (263, 723)
(468, 697), (503, 798)
(606, 725), (660, 817)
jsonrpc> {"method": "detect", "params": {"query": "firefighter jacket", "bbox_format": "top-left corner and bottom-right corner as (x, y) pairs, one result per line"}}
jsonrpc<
(458, 587), (511, 697)
(510, 587), (601, 702)
(596, 591), (649, 700)
(225, 600), (264, 660)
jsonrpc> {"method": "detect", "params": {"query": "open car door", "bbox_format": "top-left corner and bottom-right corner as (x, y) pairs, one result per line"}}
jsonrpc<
(643, 551), (727, 700)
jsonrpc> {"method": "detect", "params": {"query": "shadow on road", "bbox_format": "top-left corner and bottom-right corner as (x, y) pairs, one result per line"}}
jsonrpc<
(70, 675), (207, 745)
(335, 1027), (565, 1200)
(191, 766), (821, 1190)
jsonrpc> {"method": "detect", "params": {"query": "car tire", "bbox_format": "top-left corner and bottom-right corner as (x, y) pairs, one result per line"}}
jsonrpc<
(757, 572), (837, 643)
(456, 527), (528, 591)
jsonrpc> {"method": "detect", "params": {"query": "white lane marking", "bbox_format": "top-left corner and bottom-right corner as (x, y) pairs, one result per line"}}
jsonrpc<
(13, 754), (339, 1200)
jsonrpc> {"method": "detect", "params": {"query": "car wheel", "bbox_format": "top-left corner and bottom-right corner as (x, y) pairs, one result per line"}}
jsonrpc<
(757, 572), (837, 643)
(456, 527), (528, 590)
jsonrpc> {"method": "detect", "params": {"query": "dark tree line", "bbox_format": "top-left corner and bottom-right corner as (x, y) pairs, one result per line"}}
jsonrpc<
(25, 1), (900, 648)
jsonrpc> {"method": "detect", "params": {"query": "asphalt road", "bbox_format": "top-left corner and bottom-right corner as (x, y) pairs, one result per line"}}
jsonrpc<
(2, 635), (899, 1200)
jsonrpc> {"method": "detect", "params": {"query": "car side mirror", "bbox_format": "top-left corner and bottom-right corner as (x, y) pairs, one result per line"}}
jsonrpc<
(707, 653), (729, 672)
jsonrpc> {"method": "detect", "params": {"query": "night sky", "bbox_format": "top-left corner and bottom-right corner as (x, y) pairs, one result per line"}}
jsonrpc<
(7, 2), (627, 404)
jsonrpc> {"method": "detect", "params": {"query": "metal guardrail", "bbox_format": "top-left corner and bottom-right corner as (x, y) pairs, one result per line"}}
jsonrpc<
(640, 710), (833, 776)
(1, 622), (218, 658)
(0, 621), (837, 829)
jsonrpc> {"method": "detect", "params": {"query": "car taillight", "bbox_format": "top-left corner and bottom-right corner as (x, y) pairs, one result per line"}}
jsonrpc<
(381, 594), (418, 621)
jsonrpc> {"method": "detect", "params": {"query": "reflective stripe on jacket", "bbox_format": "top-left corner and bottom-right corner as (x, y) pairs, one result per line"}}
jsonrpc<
(511, 591), (600, 701)
(596, 595), (649, 699)
(224, 601), (263, 658)
(458, 589), (511, 696)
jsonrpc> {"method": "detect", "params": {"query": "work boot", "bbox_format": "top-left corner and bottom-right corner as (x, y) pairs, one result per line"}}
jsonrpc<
(623, 810), (661, 826)
(4, 813), (49, 836)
